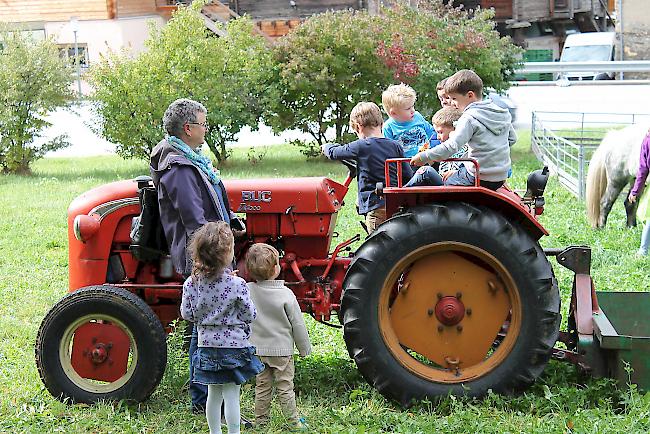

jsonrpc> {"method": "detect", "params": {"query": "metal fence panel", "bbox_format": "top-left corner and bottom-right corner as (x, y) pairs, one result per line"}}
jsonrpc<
(531, 111), (650, 200)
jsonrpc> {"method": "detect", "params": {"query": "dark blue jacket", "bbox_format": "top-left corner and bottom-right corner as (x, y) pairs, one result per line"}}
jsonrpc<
(150, 139), (232, 276)
(323, 137), (413, 214)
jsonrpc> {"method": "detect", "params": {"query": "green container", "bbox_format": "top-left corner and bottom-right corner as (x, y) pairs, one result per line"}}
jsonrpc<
(515, 49), (554, 81)
(593, 291), (650, 392)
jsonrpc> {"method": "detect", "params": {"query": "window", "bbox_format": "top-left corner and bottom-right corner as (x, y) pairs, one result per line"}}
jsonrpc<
(58, 44), (89, 68)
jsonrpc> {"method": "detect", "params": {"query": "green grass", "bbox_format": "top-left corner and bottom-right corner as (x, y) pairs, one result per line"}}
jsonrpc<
(1, 139), (649, 433)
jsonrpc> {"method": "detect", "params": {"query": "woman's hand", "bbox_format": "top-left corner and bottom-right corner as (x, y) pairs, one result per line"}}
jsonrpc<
(629, 192), (637, 203)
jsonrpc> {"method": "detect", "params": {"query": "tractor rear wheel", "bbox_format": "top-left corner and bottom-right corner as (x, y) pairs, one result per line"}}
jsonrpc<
(341, 202), (560, 406)
(35, 285), (167, 403)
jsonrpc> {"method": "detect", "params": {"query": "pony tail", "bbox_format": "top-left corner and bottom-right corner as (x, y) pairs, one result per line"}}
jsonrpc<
(586, 144), (607, 228)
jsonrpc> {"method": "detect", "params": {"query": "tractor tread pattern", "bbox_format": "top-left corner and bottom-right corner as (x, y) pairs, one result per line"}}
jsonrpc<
(35, 285), (167, 404)
(341, 202), (560, 406)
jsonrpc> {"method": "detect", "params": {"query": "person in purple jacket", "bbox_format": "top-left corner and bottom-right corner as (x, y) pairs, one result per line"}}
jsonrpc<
(628, 130), (650, 256)
(181, 221), (264, 434)
(150, 98), (243, 412)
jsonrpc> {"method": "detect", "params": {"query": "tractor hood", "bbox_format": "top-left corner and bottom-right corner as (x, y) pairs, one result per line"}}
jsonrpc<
(224, 177), (347, 215)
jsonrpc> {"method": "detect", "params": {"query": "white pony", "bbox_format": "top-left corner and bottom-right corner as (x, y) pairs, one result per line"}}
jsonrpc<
(586, 123), (649, 228)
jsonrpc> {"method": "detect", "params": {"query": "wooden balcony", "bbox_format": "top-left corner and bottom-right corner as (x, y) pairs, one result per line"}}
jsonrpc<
(480, 0), (513, 20)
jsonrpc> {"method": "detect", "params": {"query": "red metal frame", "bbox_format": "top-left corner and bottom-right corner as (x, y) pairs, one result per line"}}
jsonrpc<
(384, 157), (481, 188)
(382, 158), (548, 240)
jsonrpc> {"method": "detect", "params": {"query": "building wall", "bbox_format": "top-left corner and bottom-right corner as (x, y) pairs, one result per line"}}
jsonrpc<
(619, 0), (650, 78)
(0, 0), (110, 22)
(231, 0), (362, 19)
(44, 15), (165, 66)
(117, 0), (159, 18)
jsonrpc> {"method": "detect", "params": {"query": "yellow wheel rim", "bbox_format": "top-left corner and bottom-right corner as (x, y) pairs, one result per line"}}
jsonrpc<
(378, 242), (522, 383)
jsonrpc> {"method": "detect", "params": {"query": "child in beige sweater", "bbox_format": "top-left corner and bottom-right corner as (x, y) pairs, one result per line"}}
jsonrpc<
(246, 243), (311, 429)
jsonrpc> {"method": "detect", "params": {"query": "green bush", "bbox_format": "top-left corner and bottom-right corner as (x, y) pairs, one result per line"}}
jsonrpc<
(0, 30), (73, 174)
(264, 1), (522, 143)
(90, 1), (271, 164)
(264, 10), (392, 147)
(380, 1), (522, 118)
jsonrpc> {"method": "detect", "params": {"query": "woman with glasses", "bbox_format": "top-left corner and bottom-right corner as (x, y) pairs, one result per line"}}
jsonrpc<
(150, 98), (240, 414)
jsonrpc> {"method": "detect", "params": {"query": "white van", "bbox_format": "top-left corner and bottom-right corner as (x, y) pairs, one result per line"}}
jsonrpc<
(559, 32), (616, 80)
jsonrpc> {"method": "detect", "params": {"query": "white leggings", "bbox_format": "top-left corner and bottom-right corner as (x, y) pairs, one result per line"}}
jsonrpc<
(206, 383), (241, 434)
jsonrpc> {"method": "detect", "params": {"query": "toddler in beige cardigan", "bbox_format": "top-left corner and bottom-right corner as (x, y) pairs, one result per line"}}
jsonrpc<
(246, 243), (311, 429)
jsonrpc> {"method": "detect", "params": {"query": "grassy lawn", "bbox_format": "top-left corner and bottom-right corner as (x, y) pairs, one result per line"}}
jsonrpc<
(1, 135), (649, 433)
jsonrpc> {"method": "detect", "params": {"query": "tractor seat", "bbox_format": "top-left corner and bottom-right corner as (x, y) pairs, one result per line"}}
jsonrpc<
(129, 176), (168, 262)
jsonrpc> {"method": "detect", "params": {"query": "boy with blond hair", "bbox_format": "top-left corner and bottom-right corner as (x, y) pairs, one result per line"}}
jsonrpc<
(247, 243), (311, 429)
(382, 83), (439, 158)
(410, 70), (516, 190)
(323, 102), (413, 231)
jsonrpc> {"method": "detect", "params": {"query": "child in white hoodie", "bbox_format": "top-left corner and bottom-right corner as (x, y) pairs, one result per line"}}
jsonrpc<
(246, 243), (311, 429)
(409, 69), (516, 190)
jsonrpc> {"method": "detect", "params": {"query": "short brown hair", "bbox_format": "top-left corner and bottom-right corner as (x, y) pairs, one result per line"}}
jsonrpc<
(436, 77), (448, 91)
(246, 243), (279, 281)
(444, 69), (483, 96)
(432, 107), (462, 128)
(349, 102), (383, 130)
(381, 83), (416, 113)
(189, 221), (234, 279)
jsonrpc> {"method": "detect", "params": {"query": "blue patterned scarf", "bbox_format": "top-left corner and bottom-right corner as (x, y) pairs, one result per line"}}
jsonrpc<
(168, 136), (221, 186)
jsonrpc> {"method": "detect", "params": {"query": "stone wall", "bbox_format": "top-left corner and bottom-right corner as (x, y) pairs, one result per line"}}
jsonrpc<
(619, 0), (650, 78)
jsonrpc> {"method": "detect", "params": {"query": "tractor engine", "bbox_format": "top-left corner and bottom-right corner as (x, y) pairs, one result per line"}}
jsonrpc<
(225, 177), (354, 322)
(66, 175), (354, 328)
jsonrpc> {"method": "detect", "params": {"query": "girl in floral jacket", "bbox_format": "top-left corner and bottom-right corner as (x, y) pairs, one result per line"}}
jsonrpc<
(181, 221), (264, 434)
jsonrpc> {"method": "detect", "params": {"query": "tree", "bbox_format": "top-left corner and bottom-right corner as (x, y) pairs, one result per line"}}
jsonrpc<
(264, 2), (521, 146)
(91, 1), (270, 164)
(379, 2), (522, 118)
(0, 30), (73, 174)
(264, 11), (393, 147)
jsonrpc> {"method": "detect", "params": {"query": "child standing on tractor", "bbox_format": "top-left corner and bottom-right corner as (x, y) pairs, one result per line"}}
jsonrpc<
(322, 102), (413, 231)
(382, 83), (440, 158)
(246, 243), (312, 429)
(180, 221), (264, 434)
(409, 69), (517, 190)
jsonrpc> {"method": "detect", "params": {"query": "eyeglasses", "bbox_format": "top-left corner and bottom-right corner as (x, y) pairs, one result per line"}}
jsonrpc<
(187, 121), (209, 129)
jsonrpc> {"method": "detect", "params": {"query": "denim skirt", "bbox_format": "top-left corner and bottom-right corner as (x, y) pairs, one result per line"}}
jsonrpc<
(193, 346), (264, 385)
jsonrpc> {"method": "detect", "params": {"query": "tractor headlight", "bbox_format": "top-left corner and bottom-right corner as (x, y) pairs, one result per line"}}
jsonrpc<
(73, 214), (100, 243)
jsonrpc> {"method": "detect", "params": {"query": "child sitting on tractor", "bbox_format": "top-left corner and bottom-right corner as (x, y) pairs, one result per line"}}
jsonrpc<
(382, 83), (440, 159)
(246, 243), (312, 430)
(408, 69), (517, 191)
(406, 107), (466, 187)
(322, 102), (413, 231)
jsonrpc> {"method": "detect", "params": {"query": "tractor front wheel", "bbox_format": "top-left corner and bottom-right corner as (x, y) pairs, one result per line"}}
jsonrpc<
(35, 285), (167, 403)
(341, 202), (560, 406)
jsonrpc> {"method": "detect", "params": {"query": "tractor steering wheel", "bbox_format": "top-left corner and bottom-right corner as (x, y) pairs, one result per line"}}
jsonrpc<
(340, 159), (357, 180)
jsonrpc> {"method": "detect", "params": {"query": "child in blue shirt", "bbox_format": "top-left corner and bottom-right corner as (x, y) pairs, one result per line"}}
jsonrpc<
(382, 83), (440, 158)
(322, 102), (413, 231)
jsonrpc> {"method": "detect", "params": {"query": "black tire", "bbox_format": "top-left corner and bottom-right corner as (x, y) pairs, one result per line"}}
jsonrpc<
(341, 202), (560, 406)
(35, 285), (167, 403)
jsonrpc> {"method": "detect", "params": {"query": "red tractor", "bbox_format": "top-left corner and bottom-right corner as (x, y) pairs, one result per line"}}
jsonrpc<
(35, 159), (649, 407)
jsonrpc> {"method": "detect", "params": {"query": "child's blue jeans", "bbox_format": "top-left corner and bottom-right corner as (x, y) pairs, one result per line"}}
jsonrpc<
(404, 166), (443, 187)
(405, 165), (505, 191)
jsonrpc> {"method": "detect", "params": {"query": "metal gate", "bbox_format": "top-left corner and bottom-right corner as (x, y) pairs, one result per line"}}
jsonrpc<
(530, 111), (650, 199)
